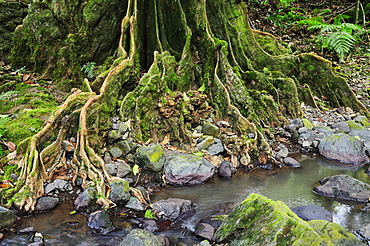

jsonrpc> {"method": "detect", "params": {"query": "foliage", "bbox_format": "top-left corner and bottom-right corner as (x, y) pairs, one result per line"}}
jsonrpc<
(144, 209), (157, 219)
(307, 16), (369, 61)
(81, 62), (96, 79)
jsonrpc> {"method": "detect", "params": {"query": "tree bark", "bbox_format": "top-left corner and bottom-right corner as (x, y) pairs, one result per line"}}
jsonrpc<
(6, 0), (368, 211)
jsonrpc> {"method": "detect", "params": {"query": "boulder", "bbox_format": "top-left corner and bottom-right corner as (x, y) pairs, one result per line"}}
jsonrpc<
(313, 174), (370, 203)
(0, 206), (18, 227)
(119, 229), (162, 246)
(74, 187), (97, 212)
(218, 161), (236, 179)
(109, 180), (131, 205)
(151, 198), (193, 221)
(292, 204), (332, 222)
(214, 193), (361, 245)
(135, 144), (166, 172)
(35, 197), (60, 211)
(318, 133), (368, 164)
(164, 152), (215, 185)
(87, 210), (115, 234)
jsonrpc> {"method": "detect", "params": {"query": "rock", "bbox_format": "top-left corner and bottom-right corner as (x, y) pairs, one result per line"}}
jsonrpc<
(0, 206), (18, 227)
(291, 204), (332, 222)
(125, 197), (145, 211)
(35, 197), (59, 211)
(105, 237), (123, 246)
(285, 124), (297, 133)
(197, 136), (215, 151)
(87, 210), (115, 234)
(318, 133), (368, 164)
(18, 227), (35, 234)
(109, 180), (131, 205)
(109, 146), (123, 158)
(355, 224), (370, 244)
(214, 193), (362, 245)
(313, 126), (334, 137)
(74, 187), (97, 212)
(275, 144), (289, 160)
(116, 161), (132, 177)
(156, 235), (170, 246)
(164, 152), (216, 185)
(290, 118), (303, 129)
(308, 220), (361, 245)
(313, 174), (370, 203)
(151, 198), (193, 221)
(332, 121), (350, 133)
(141, 219), (159, 232)
(283, 157), (301, 168)
(117, 139), (136, 156)
(195, 222), (215, 241)
(218, 161), (236, 179)
(135, 144), (166, 172)
(119, 229), (162, 246)
(106, 163), (117, 176)
(202, 122), (220, 137)
(207, 138), (224, 155)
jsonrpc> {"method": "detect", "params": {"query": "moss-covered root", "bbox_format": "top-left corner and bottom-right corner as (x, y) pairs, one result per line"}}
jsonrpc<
(13, 92), (95, 211)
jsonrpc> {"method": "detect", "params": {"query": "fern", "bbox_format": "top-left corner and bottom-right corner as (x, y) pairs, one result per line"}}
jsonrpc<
(307, 20), (367, 61)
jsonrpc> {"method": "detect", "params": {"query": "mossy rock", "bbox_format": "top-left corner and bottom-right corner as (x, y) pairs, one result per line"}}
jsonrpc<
(347, 120), (365, 130)
(214, 193), (362, 246)
(302, 118), (313, 129)
(308, 220), (363, 246)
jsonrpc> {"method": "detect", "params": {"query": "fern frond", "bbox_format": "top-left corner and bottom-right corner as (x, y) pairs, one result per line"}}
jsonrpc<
(326, 31), (355, 59)
(340, 23), (362, 32)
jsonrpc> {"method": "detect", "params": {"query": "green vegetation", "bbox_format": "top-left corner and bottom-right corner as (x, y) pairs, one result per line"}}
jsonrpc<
(81, 62), (97, 79)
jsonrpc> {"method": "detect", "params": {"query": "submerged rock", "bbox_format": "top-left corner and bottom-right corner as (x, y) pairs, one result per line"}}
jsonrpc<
(292, 204), (332, 222)
(164, 152), (215, 185)
(318, 133), (368, 164)
(119, 229), (162, 246)
(214, 193), (361, 245)
(313, 174), (370, 203)
(0, 206), (18, 227)
(87, 210), (115, 234)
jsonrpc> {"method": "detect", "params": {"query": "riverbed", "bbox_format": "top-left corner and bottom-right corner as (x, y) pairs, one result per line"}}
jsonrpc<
(1, 154), (369, 245)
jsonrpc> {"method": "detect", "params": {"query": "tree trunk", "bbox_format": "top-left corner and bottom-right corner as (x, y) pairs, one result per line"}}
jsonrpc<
(6, 0), (368, 211)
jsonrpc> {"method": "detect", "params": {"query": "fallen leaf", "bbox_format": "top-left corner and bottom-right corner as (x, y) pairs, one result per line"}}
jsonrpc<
(160, 134), (170, 146)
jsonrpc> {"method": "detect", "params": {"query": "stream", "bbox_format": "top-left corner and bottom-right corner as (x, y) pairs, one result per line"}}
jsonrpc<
(1, 154), (370, 245)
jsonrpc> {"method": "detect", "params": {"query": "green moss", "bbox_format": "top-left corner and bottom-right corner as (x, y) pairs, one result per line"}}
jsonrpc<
(347, 120), (365, 130)
(302, 118), (313, 129)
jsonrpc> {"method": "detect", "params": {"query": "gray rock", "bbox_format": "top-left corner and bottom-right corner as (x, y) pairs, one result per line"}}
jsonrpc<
(125, 197), (145, 211)
(141, 220), (159, 232)
(164, 152), (216, 185)
(332, 121), (350, 133)
(118, 122), (129, 134)
(109, 180), (131, 205)
(0, 206), (18, 227)
(108, 130), (122, 143)
(313, 126), (334, 137)
(18, 227), (35, 234)
(35, 197), (59, 211)
(135, 144), (165, 172)
(53, 179), (73, 192)
(285, 124), (297, 133)
(74, 187), (97, 212)
(197, 136), (215, 151)
(106, 163), (117, 176)
(298, 127), (309, 134)
(195, 222), (215, 241)
(313, 174), (370, 203)
(283, 157), (301, 168)
(218, 161), (236, 179)
(275, 144), (289, 159)
(87, 210), (115, 234)
(105, 237), (123, 246)
(318, 133), (368, 164)
(207, 138), (224, 155)
(151, 198), (193, 221)
(355, 224), (370, 243)
(290, 118), (303, 128)
(202, 122), (219, 137)
(119, 229), (162, 246)
(292, 204), (332, 222)
(117, 140), (134, 156)
(109, 146), (123, 158)
(116, 162), (132, 177)
(44, 182), (56, 194)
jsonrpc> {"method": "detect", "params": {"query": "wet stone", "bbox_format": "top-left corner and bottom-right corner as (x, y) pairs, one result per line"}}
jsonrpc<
(292, 204), (332, 222)
(141, 219), (159, 232)
(195, 222), (215, 241)
(207, 138), (224, 155)
(74, 187), (97, 212)
(125, 197), (145, 211)
(53, 179), (73, 192)
(283, 157), (301, 168)
(35, 197), (59, 211)
(109, 146), (123, 158)
(116, 161), (132, 177)
(202, 122), (220, 137)
(119, 229), (161, 246)
(87, 210), (115, 234)
(109, 180), (131, 205)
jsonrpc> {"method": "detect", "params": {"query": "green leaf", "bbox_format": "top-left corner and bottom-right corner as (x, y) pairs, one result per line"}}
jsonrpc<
(192, 151), (204, 157)
(132, 164), (140, 175)
(198, 83), (206, 92)
(183, 92), (190, 102)
(144, 209), (157, 219)
(70, 210), (77, 215)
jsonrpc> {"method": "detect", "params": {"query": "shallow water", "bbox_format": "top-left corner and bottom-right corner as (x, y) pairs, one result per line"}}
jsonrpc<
(1, 154), (369, 245)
